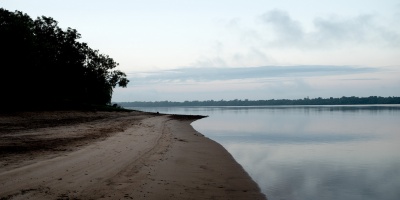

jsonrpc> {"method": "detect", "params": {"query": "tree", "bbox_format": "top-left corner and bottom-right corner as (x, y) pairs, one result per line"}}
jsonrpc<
(0, 8), (129, 109)
(82, 47), (128, 104)
(0, 9), (35, 106)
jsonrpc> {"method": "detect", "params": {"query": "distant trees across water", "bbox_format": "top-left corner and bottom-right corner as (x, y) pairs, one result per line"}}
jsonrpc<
(118, 96), (400, 107)
(0, 8), (128, 110)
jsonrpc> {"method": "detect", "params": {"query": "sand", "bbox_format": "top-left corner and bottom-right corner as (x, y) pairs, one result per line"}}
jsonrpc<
(0, 111), (266, 199)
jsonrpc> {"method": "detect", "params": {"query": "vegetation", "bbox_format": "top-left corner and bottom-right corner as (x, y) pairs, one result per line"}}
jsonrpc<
(0, 8), (129, 110)
(117, 96), (400, 107)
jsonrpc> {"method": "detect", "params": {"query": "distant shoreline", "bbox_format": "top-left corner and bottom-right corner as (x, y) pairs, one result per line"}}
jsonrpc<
(116, 96), (400, 107)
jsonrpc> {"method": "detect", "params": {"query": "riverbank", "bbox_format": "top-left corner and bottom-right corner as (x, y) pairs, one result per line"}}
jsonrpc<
(0, 111), (266, 199)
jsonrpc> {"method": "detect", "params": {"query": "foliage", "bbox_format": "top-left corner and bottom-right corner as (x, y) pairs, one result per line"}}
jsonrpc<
(0, 8), (129, 109)
(117, 96), (400, 107)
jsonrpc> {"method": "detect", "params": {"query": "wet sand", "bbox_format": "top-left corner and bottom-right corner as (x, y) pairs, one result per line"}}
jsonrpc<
(0, 111), (266, 199)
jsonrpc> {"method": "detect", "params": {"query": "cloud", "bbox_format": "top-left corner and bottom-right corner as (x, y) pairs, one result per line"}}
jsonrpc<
(312, 15), (400, 47)
(192, 56), (228, 68)
(213, 130), (373, 144)
(260, 9), (304, 44)
(192, 9), (400, 68)
(260, 9), (400, 48)
(114, 65), (399, 101)
(129, 65), (379, 84)
(313, 15), (375, 44)
(192, 46), (274, 68)
(223, 141), (400, 200)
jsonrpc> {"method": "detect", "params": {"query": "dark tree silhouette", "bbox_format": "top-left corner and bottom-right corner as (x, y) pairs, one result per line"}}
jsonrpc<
(0, 8), (129, 110)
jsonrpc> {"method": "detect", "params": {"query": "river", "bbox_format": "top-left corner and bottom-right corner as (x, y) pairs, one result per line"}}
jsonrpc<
(127, 105), (400, 200)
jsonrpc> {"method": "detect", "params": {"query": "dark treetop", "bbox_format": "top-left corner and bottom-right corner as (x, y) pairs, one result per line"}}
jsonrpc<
(0, 8), (129, 110)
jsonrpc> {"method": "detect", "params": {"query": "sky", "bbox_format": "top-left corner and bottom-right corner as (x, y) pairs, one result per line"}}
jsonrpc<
(2, 0), (400, 101)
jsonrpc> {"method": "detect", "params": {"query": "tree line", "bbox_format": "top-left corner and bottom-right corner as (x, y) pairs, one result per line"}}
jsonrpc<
(0, 8), (129, 110)
(117, 96), (400, 107)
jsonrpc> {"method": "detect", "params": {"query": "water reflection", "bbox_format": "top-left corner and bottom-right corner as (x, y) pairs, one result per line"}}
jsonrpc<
(211, 131), (374, 143)
(225, 141), (400, 200)
(130, 105), (400, 200)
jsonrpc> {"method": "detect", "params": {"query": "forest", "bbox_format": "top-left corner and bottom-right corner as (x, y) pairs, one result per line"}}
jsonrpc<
(0, 8), (128, 110)
(117, 96), (400, 107)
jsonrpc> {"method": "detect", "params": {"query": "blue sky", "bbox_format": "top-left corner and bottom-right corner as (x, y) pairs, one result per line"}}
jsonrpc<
(2, 0), (400, 101)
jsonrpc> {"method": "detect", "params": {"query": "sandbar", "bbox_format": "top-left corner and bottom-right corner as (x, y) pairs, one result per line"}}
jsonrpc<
(0, 111), (266, 199)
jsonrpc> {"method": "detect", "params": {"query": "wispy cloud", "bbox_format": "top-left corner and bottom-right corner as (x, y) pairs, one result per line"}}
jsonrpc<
(191, 9), (400, 68)
(115, 65), (399, 101)
(261, 10), (304, 44)
(260, 9), (400, 48)
(129, 65), (379, 84)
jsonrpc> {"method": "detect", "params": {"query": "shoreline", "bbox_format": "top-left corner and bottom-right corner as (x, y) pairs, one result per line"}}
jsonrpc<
(0, 111), (266, 199)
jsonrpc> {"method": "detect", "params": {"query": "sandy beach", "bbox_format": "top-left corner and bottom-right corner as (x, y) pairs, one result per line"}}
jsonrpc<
(0, 111), (266, 199)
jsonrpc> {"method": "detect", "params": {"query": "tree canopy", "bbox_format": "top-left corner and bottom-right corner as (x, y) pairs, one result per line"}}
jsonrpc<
(0, 8), (129, 110)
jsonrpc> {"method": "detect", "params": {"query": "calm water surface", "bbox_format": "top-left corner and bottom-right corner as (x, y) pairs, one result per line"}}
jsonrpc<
(129, 105), (400, 200)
